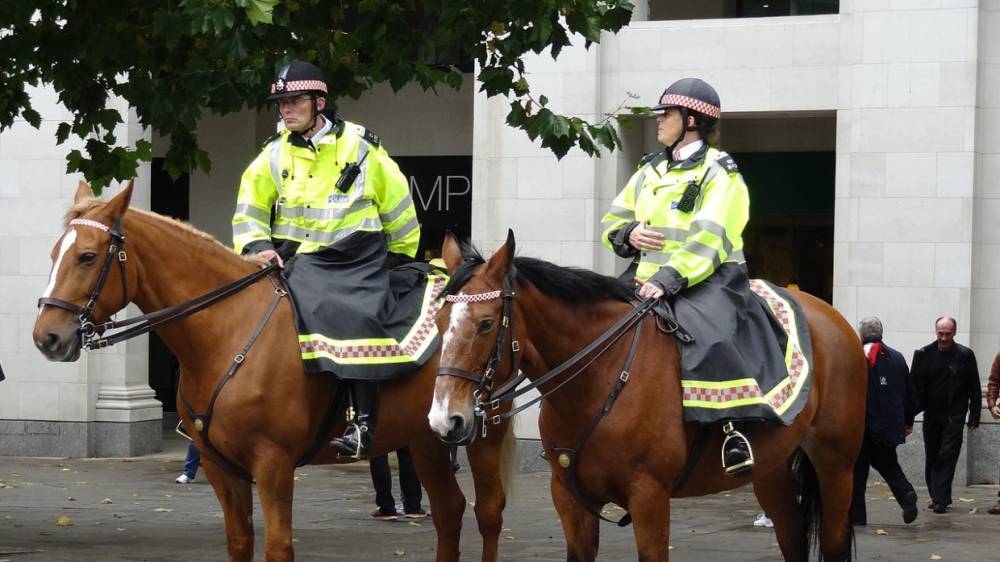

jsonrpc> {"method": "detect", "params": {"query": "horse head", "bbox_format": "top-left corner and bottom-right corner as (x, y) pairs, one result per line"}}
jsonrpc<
(33, 180), (136, 361)
(429, 230), (521, 445)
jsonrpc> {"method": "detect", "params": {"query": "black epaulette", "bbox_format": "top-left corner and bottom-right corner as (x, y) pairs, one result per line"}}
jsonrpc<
(638, 151), (658, 167)
(717, 153), (739, 173)
(363, 128), (381, 148)
(260, 131), (283, 149)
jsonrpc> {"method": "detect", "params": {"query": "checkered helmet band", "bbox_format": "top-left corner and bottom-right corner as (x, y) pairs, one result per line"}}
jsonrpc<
(657, 93), (720, 119)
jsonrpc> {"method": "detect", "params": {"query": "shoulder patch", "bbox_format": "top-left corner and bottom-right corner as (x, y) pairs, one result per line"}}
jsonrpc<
(362, 128), (381, 148)
(638, 150), (667, 171)
(717, 154), (739, 173)
(261, 132), (283, 150)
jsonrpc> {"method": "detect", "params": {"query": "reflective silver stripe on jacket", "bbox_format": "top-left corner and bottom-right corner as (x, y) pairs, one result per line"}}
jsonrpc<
(277, 199), (373, 222)
(380, 194), (414, 225)
(689, 219), (734, 256)
(269, 139), (284, 196)
(601, 205), (636, 233)
(234, 203), (272, 225)
(388, 216), (419, 242)
(272, 216), (383, 245)
(353, 138), (370, 197)
(642, 248), (744, 267)
(233, 220), (271, 237)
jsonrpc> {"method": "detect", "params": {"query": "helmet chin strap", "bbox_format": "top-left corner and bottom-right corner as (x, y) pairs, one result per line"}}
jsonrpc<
(667, 108), (706, 156)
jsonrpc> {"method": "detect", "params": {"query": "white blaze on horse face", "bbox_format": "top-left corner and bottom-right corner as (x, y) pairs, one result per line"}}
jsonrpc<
(38, 228), (77, 316)
(429, 300), (471, 436)
(428, 394), (452, 436)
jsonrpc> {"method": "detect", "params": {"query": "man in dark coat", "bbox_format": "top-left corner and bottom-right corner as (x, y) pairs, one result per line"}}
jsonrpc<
(911, 316), (982, 514)
(850, 317), (919, 526)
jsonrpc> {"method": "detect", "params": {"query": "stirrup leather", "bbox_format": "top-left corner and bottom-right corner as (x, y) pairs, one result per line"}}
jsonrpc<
(720, 421), (755, 475)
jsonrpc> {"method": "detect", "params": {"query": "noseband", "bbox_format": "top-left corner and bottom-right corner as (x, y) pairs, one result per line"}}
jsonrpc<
(37, 218), (129, 349)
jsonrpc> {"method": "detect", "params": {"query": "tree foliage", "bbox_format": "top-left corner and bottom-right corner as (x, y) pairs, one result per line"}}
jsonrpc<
(0, 0), (635, 192)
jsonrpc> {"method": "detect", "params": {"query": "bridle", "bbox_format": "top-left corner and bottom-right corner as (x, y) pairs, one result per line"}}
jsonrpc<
(437, 269), (656, 438)
(37, 218), (130, 348)
(36, 217), (279, 351)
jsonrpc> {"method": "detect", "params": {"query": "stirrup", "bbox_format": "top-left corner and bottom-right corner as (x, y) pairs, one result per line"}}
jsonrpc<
(333, 423), (367, 460)
(721, 421), (755, 477)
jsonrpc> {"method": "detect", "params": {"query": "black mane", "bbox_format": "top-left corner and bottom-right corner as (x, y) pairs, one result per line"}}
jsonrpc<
(442, 244), (633, 305)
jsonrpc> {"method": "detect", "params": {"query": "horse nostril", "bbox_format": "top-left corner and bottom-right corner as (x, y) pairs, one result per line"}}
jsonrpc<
(449, 414), (465, 433)
(43, 332), (62, 352)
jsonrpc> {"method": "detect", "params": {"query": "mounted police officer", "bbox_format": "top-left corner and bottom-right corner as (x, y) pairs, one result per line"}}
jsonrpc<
(601, 78), (808, 478)
(232, 60), (430, 460)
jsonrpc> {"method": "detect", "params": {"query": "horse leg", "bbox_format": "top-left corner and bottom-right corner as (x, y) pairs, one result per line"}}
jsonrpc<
(253, 453), (297, 562)
(626, 476), (671, 562)
(752, 462), (807, 562)
(465, 423), (513, 562)
(807, 448), (855, 562)
(201, 456), (255, 562)
(550, 475), (599, 562)
(408, 432), (467, 562)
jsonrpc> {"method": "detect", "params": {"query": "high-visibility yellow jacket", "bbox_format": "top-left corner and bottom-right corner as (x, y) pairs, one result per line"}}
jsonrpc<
(601, 146), (748, 293)
(232, 118), (419, 257)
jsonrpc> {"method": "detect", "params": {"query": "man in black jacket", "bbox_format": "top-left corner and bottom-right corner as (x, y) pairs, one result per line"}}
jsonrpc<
(911, 316), (982, 514)
(850, 317), (919, 526)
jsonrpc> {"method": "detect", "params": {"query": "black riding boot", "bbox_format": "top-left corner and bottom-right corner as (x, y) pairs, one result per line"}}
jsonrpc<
(331, 383), (379, 459)
(721, 421), (754, 478)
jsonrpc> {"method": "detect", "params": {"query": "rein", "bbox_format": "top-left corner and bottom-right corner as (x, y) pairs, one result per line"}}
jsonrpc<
(37, 218), (280, 350)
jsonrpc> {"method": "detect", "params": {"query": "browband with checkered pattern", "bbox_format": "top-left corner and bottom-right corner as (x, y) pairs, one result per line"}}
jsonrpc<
(69, 218), (111, 233)
(444, 290), (502, 303)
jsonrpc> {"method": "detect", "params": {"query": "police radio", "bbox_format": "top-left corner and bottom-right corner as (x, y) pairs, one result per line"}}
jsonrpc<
(335, 151), (370, 193)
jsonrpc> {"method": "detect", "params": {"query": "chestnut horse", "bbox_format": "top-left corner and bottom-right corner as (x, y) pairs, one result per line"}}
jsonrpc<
(429, 232), (866, 562)
(32, 181), (516, 562)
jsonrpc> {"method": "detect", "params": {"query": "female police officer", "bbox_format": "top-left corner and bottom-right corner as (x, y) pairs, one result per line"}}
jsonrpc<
(601, 78), (796, 477)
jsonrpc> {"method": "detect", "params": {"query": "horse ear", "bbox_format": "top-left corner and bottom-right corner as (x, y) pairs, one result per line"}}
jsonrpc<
(74, 180), (95, 203)
(441, 230), (464, 274)
(485, 229), (515, 280)
(103, 179), (135, 221)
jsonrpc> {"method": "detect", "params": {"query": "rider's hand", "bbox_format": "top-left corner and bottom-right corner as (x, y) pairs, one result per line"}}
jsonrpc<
(257, 249), (284, 268)
(992, 405), (1000, 420)
(637, 280), (665, 300)
(628, 223), (665, 251)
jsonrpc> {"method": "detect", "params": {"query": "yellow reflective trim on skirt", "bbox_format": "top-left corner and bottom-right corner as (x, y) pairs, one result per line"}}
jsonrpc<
(680, 378), (760, 389)
(683, 396), (769, 409)
(296, 272), (447, 366)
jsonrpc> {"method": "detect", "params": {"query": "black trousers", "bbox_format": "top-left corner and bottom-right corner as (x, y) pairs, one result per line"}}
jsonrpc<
(850, 432), (916, 523)
(369, 447), (422, 514)
(922, 417), (965, 507)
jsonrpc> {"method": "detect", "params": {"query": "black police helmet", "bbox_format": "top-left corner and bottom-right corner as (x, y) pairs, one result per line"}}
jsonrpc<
(651, 78), (721, 122)
(268, 60), (328, 100)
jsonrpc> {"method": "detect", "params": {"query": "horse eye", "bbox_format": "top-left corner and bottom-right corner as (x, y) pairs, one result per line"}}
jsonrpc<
(78, 252), (97, 265)
(477, 318), (495, 333)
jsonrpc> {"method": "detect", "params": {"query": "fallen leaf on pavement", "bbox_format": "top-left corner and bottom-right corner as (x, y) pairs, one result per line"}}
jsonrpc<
(957, 498), (974, 503)
(393, 548), (406, 556)
(875, 529), (888, 536)
(930, 555), (942, 560)
(101, 498), (113, 504)
(54, 516), (73, 527)
(153, 507), (173, 513)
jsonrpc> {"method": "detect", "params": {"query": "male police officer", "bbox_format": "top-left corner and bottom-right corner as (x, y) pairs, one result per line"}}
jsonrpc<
(232, 60), (422, 459)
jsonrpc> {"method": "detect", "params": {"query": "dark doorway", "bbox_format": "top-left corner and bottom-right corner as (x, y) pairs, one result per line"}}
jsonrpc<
(734, 151), (835, 303)
(148, 158), (189, 413)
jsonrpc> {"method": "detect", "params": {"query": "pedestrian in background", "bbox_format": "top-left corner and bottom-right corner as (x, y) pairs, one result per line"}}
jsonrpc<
(368, 447), (426, 521)
(911, 317), (981, 514)
(850, 317), (918, 526)
(175, 441), (201, 484)
(985, 351), (1000, 515)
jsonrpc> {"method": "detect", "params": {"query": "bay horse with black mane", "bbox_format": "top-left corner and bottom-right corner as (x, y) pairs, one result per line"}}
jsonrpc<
(32, 181), (517, 562)
(429, 231), (866, 562)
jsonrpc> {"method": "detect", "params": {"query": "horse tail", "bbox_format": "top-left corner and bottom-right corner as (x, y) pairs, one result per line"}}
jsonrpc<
(793, 448), (855, 561)
(498, 418), (518, 501)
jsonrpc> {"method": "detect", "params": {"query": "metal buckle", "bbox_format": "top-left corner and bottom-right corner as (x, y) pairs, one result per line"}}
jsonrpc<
(118, 250), (127, 262)
(619, 370), (629, 382)
(511, 340), (520, 353)
(490, 399), (500, 410)
(275, 287), (288, 297)
(491, 415), (501, 425)
(502, 316), (509, 328)
(234, 353), (245, 364)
